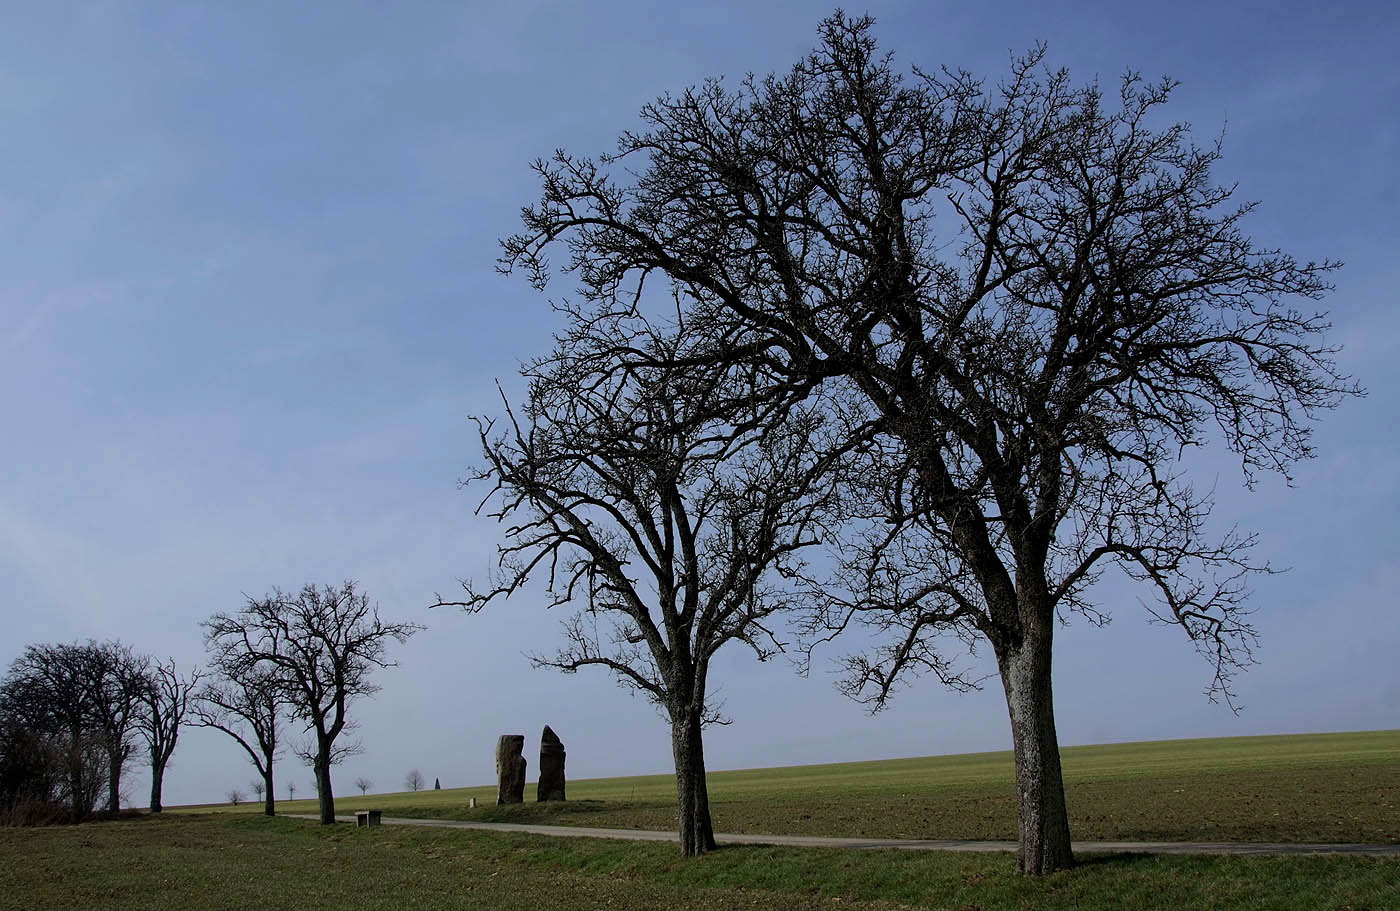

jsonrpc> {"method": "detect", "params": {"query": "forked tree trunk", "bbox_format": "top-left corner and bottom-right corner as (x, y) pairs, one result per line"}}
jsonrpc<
(670, 710), (716, 856)
(996, 624), (1074, 874)
(313, 747), (335, 824)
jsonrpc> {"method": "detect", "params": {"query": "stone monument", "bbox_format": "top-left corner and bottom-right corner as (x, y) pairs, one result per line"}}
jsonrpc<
(495, 734), (527, 804)
(537, 724), (566, 801)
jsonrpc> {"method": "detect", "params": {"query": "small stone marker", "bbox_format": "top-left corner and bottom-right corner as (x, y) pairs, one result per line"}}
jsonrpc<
(496, 734), (527, 804)
(537, 724), (566, 801)
(469, 797), (477, 809)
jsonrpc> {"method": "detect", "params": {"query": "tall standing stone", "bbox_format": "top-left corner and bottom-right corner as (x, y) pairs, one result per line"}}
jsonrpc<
(537, 725), (566, 801)
(495, 734), (527, 805)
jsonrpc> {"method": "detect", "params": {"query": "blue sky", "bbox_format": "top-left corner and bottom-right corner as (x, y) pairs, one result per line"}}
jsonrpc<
(2, 1), (1395, 806)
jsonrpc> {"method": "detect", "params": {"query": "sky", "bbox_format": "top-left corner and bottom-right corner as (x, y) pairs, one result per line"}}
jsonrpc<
(1, 0), (1396, 807)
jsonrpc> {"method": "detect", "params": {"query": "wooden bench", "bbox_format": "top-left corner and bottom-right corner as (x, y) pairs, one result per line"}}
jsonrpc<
(355, 809), (382, 827)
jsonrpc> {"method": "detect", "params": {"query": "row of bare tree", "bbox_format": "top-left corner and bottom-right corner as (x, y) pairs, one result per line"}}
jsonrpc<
(0, 641), (199, 823)
(197, 581), (421, 823)
(2, 582), (419, 826)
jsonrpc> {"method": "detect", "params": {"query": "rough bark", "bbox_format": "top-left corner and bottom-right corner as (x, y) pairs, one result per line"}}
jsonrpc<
(996, 625), (1074, 874)
(149, 766), (164, 814)
(106, 751), (123, 815)
(262, 768), (275, 816)
(313, 747), (335, 824)
(670, 711), (716, 857)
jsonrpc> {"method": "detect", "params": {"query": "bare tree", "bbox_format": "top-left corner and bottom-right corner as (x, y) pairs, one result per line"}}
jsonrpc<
(227, 788), (245, 806)
(287, 780), (297, 800)
(435, 328), (842, 856)
(500, 14), (1358, 873)
(85, 642), (144, 815)
(250, 778), (265, 802)
(403, 769), (424, 792)
(192, 665), (283, 817)
(204, 582), (422, 825)
(0, 642), (142, 819)
(134, 658), (203, 813)
(354, 776), (372, 796)
(0, 644), (109, 821)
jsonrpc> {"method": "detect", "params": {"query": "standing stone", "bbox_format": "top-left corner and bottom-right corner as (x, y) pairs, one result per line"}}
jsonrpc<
(495, 734), (527, 805)
(537, 725), (566, 801)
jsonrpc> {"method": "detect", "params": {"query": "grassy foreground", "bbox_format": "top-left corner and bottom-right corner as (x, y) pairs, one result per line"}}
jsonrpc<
(2, 813), (1395, 911)
(220, 730), (1400, 844)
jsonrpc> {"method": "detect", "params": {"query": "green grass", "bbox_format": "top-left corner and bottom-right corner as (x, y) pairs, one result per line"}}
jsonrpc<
(209, 730), (1400, 844)
(2, 812), (1395, 910)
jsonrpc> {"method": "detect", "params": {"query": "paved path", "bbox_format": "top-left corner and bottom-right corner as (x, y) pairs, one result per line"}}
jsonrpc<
(290, 814), (1400, 857)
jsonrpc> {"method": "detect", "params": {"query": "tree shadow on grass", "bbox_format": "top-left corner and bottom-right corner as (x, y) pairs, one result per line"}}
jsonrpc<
(1073, 851), (1159, 870)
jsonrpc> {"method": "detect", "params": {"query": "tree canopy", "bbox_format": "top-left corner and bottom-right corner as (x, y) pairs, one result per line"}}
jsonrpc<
(499, 13), (1357, 873)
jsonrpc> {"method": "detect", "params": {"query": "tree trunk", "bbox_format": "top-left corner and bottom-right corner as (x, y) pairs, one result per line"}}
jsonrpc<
(68, 729), (86, 822)
(106, 751), (123, 815)
(670, 710), (716, 857)
(314, 747), (335, 824)
(996, 625), (1074, 874)
(149, 763), (165, 813)
(262, 767), (276, 817)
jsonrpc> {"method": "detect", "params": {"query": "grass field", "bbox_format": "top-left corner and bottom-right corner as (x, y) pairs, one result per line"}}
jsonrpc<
(3, 812), (1396, 911)
(203, 730), (1400, 844)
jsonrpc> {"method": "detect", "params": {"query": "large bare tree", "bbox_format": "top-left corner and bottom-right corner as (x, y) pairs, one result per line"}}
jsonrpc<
(204, 582), (421, 824)
(500, 14), (1358, 873)
(134, 658), (202, 813)
(435, 329), (842, 856)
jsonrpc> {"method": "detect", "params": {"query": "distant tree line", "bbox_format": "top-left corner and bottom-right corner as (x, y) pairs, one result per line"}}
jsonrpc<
(2, 580), (417, 827)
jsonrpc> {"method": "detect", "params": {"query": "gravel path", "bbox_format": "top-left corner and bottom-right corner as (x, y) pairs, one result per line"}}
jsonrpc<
(288, 814), (1400, 857)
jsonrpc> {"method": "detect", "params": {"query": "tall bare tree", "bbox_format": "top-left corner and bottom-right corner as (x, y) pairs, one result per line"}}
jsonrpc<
(134, 658), (203, 813)
(193, 665), (283, 817)
(204, 582), (422, 825)
(500, 14), (1358, 872)
(84, 642), (144, 815)
(435, 326), (844, 856)
(404, 769), (424, 792)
